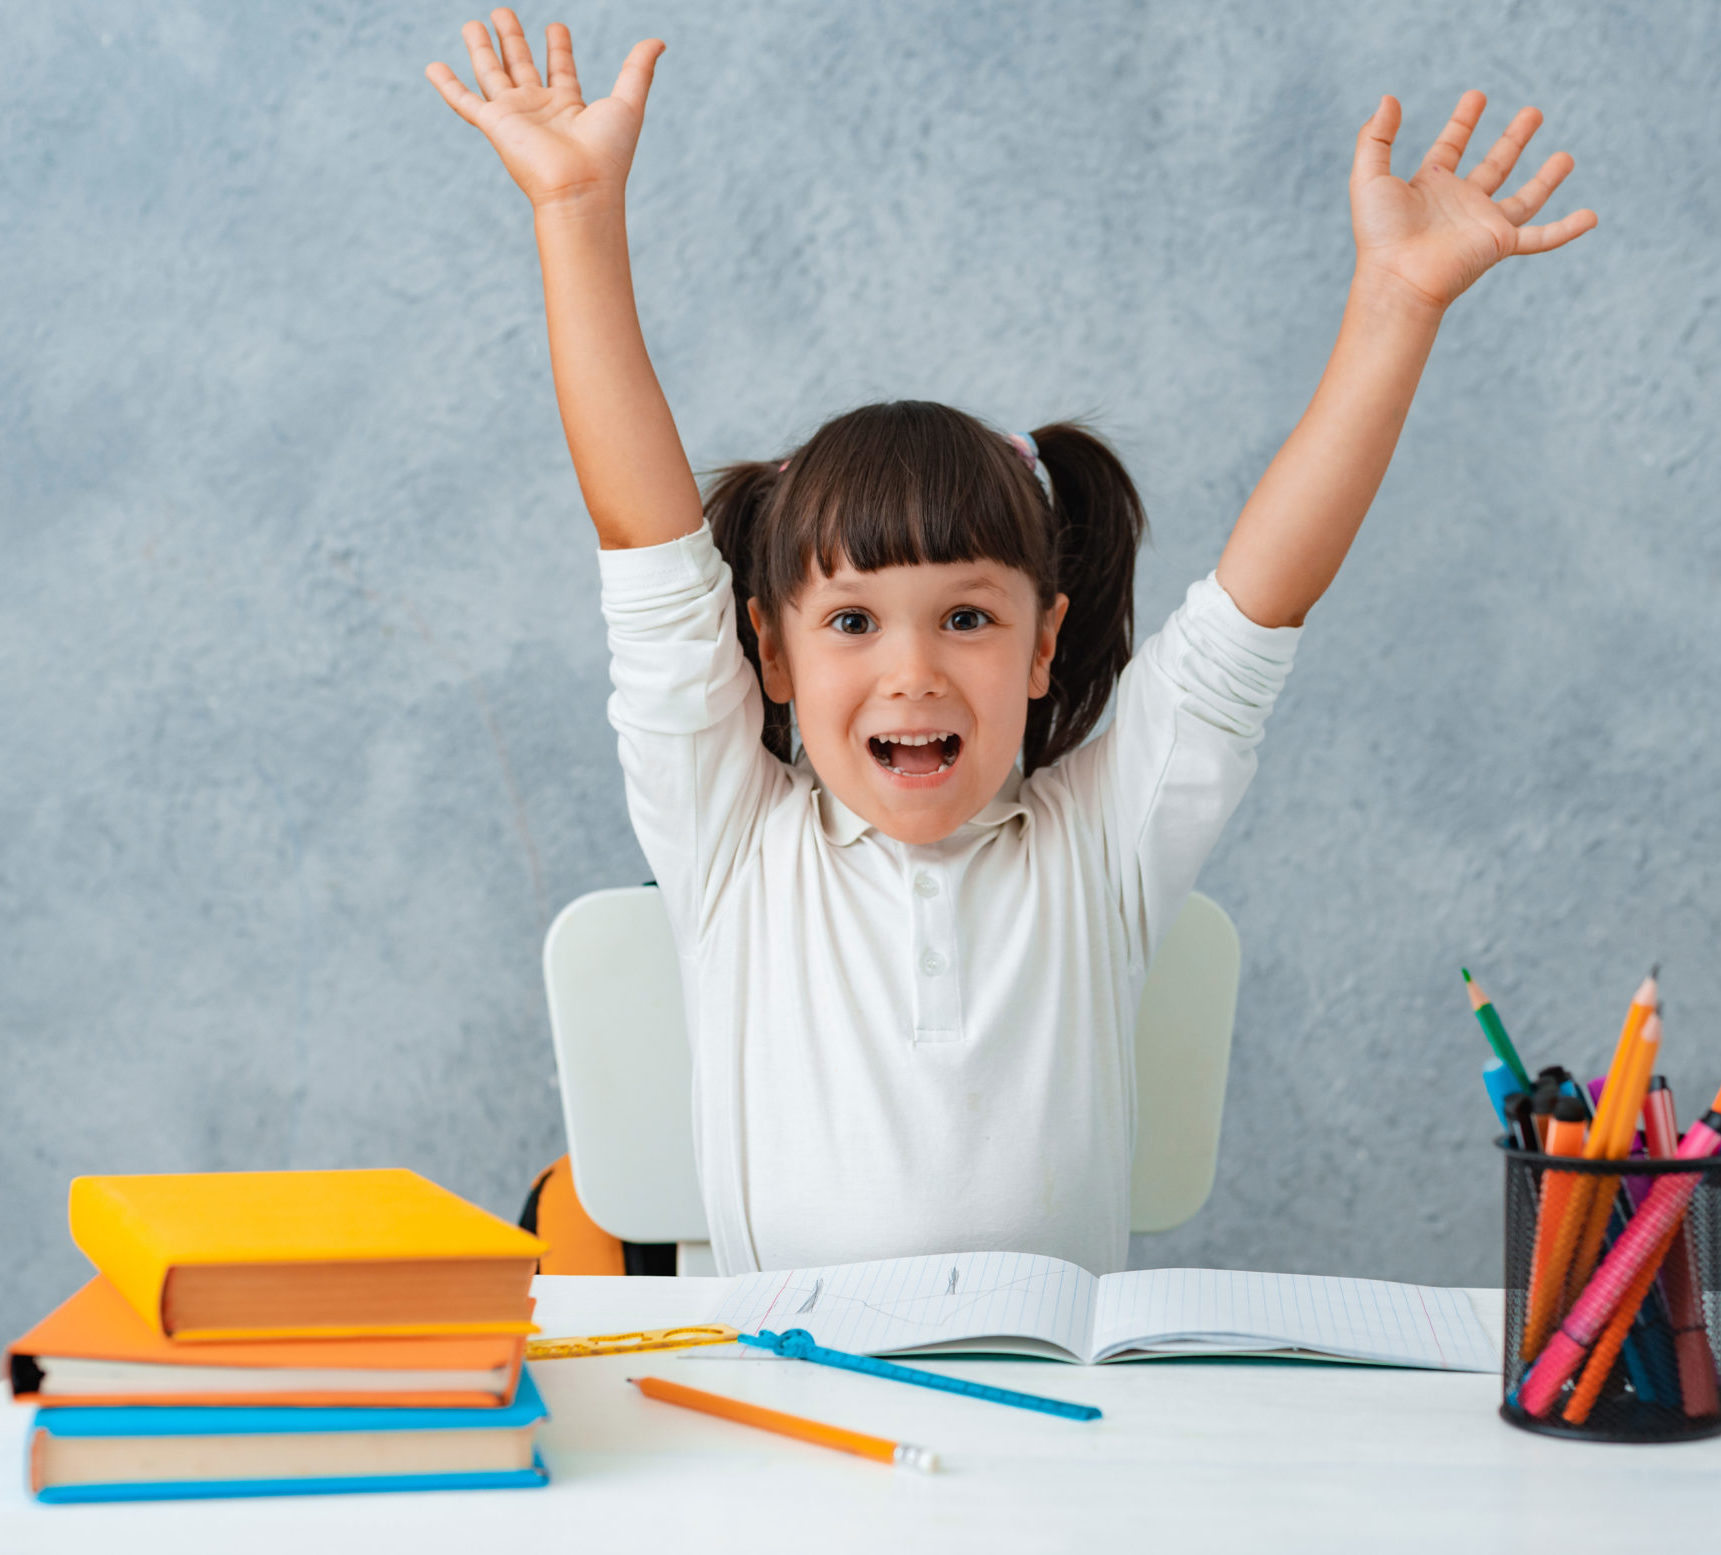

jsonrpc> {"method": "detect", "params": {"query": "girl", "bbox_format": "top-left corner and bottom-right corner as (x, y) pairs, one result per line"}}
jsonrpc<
(427, 14), (1595, 1276)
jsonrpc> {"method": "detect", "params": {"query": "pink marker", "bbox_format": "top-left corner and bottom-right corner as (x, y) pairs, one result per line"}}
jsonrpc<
(1642, 1080), (1721, 1417)
(1519, 1094), (1721, 1419)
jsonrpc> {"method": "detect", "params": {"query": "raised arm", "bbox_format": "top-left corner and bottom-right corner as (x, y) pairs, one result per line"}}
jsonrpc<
(1214, 91), (1597, 628)
(426, 10), (703, 550)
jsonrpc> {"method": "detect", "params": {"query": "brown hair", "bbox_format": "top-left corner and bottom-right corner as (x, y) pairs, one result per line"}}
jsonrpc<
(702, 400), (1148, 777)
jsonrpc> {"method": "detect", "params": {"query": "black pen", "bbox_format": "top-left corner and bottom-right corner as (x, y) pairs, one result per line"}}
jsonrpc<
(1506, 1091), (1540, 1154)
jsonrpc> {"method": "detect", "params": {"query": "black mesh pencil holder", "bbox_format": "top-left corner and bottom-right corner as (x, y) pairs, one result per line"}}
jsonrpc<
(1499, 1141), (1721, 1442)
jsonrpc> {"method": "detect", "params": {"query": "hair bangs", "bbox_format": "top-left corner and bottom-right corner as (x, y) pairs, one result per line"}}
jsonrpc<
(758, 402), (1052, 616)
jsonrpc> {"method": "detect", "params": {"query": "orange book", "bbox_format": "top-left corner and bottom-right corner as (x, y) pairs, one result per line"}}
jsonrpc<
(68, 1170), (547, 1341)
(7, 1277), (528, 1408)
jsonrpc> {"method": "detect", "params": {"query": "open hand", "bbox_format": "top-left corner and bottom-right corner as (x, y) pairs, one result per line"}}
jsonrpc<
(1350, 91), (1597, 312)
(425, 10), (664, 210)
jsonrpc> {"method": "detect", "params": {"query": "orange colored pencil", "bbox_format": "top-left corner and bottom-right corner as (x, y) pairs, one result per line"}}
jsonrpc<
(1590, 974), (1659, 1152)
(1522, 974), (1658, 1358)
(1564, 1013), (1661, 1308)
(629, 1375), (938, 1471)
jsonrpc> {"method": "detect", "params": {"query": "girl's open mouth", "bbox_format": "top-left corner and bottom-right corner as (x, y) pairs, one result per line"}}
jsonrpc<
(867, 733), (962, 780)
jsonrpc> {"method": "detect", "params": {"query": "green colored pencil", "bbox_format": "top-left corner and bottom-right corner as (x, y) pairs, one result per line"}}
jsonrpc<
(1461, 968), (1532, 1090)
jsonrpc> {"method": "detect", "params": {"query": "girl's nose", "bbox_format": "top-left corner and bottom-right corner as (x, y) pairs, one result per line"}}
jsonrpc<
(878, 631), (949, 695)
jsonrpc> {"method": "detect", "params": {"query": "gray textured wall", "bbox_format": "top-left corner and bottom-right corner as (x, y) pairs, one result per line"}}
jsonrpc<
(4, 0), (1717, 1339)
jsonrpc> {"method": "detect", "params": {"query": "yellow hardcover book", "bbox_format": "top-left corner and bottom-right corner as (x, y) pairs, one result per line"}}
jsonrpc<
(68, 1170), (547, 1342)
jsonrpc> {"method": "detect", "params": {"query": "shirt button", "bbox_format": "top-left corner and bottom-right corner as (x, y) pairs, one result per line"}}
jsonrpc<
(913, 872), (939, 898)
(920, 949), (947, 976)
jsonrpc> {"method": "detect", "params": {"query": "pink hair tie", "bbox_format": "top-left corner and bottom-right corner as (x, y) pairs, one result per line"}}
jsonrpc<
(778, 459), (790, 472)
(1009, 430), (1055, 504)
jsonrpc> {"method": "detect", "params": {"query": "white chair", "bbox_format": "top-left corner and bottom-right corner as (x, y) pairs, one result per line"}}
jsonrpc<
(543, 886), (1241, 1274)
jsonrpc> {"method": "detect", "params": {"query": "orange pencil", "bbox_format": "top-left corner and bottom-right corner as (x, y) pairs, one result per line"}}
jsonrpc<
(1590, 974), (1660, 1151)
(1564, 1012), (1661, 1307)
(629, 1375), (939, 1471)
(1522, 973), (1658, 1358)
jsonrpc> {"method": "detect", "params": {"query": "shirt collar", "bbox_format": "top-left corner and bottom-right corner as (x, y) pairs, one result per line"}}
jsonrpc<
(796, 750), (1029, 847)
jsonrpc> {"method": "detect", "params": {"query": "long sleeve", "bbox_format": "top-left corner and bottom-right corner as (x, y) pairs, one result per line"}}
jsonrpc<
(1051, 570), (1303, 973)
(596, 518), (789, 951)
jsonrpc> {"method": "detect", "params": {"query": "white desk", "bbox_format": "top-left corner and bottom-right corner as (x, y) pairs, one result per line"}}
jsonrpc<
(5, 1275), (1720, 1553)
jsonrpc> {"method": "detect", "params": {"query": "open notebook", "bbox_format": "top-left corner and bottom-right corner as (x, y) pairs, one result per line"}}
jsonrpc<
(706, 1253), (1495, 1372)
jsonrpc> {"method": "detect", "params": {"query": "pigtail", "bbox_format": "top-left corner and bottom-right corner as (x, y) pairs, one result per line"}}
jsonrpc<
(703, 459), (798, 764)
(1022, 421), (1149, 775)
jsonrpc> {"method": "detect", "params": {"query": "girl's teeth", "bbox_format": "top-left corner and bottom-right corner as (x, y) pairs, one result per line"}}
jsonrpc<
(874, 746), (958, 775)
(868, 733), (960, 776)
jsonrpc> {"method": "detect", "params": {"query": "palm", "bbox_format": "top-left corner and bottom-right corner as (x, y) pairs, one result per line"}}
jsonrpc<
(427, 12), (664, 208)
(479, 80), (640, 205)
(1350, 92), (1597, 310)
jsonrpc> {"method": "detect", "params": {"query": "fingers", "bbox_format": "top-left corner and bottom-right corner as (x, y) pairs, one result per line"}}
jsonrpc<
(545, 22), (584, 103)
(1465, 106), (1542, 196)
(1512, 206), (1599, 256)
(1496, 149), (1575, 225)
(1418, 95), (1595, 255)
(1492, 136), (1597, 255)
(1352, 95), (1401, 186)
(425, 17), (611, 124)
(610, 38), (667, 116)
(488, 8), (544, 91)
(1419, 88), (1488, 175)
(456, 18), (514, 100)
(423, 60), (488, 127)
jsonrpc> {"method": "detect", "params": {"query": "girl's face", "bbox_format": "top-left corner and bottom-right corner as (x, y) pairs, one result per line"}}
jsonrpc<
(749, 557), (1069, 846)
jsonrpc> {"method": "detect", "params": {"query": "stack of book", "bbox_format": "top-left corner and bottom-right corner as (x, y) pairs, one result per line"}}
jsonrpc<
(6, 1168), (551, 1504)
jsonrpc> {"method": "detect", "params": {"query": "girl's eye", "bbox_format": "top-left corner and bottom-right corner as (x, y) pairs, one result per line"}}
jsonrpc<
(827, 608), (993, 635)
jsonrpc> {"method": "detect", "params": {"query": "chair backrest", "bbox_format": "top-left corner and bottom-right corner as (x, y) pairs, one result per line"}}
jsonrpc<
(1126, 891), (1240, 1233)
(544, 887), (707, 1246)
(543, 886), (1240, 1248)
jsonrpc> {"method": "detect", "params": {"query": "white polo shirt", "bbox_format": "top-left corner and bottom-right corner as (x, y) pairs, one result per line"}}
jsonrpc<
(597, 518), (1301, 1276)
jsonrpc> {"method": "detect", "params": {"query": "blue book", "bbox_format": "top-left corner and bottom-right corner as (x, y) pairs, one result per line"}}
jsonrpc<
(29, 1366), (550, 1503)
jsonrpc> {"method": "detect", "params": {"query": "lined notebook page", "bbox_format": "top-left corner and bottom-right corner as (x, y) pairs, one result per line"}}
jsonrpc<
(708, 1252), (1097, 1360)
(1092, 1269), (1496, 1371)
